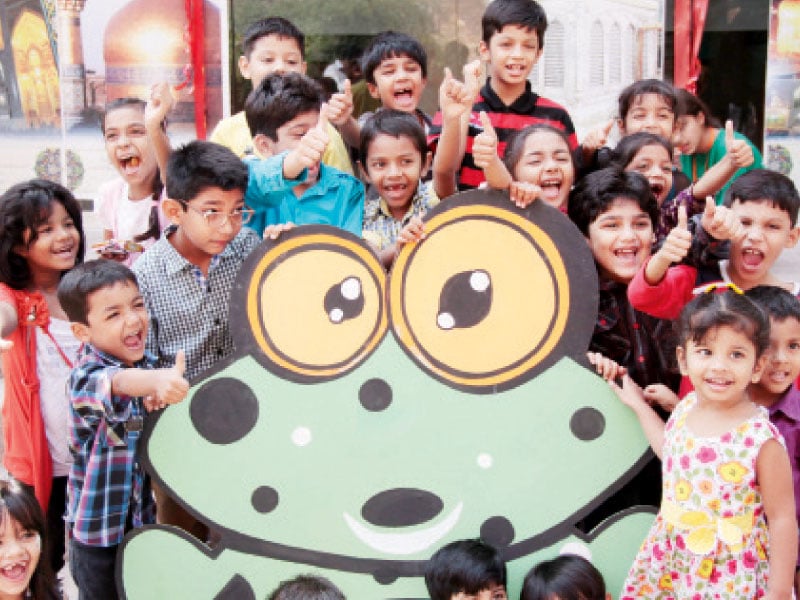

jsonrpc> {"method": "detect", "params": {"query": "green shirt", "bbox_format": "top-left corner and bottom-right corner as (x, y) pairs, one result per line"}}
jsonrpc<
(679, 128), (762, 205)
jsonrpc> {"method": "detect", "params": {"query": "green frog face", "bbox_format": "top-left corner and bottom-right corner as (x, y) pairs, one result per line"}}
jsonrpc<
(143, 191), (649, 583)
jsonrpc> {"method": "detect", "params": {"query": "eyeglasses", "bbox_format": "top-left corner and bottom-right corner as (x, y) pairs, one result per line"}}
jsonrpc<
(178, 201), (255, 228)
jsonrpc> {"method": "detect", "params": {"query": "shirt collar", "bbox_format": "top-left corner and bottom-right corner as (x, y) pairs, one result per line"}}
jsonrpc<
(770, 382), (800, 421)
(159, 224), (240, 276)
(82, 343), (154, 369)
(480, 79), (538, 113)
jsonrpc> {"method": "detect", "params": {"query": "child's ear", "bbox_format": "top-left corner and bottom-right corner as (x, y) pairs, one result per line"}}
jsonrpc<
(366, 82), (380, 100)
(785, 225), (800, 249)
(478, 40), (490, 63)
(751, 353), (768, 384)
(616, 117), (626, 136)
(70, 322), (91, 344)
(161, 198), (185, 226)
(253, 133), (274, 157)
(421, 151), (433, 178)
(676, 346), (688, 376)
(357, 161), (371, 184)
(238, 55), (252, 80)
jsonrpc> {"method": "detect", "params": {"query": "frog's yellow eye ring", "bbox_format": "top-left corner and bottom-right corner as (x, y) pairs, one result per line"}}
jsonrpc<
(389, 191), (598, 393)
(235, 227), (387, 382)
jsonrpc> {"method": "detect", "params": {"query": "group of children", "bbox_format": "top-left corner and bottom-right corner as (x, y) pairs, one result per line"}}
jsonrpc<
(0, 0), (798, 597)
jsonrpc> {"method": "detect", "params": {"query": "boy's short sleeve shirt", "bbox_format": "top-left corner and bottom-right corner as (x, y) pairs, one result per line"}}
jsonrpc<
(428, 79), (578, 190)
(67, 344), (155, 547)
(362, 181), (439, 250)
(132, 226), (261, 381)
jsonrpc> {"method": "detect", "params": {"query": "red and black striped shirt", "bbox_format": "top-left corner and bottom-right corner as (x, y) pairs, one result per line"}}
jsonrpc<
(428, 79), (578, 190)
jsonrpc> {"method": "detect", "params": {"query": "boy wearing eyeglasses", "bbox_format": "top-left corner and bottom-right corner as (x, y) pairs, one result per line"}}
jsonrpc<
(244, 72), (365, 237)
(131, 140), (261, 540)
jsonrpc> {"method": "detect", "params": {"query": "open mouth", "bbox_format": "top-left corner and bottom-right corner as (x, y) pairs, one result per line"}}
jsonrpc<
(0, 560), (29, 584)
(649, 182), (665, 199)
(505, 64), (526, 76)
(539, 178), (562, 203)
(392, 88), (415, 107)
(704, 377), (732, 392)
(343, 501), (463, 555)
(740, 247), (764, 269)
(123, 330), (144, 351)
(118, 155), (141, 176)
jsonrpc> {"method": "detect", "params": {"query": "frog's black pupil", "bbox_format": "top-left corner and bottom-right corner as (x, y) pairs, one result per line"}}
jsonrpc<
(437, 270), (492, 330)
(324, 276), (365, 324)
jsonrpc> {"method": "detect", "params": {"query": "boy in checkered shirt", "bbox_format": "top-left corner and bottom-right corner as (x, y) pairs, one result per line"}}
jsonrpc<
(58, 259), (189, 600)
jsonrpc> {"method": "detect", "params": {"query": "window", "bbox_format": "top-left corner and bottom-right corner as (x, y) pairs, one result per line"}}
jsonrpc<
(544, 21), (565, 88)
(609, 23), (621, 84)
(589, 21), (604, 87)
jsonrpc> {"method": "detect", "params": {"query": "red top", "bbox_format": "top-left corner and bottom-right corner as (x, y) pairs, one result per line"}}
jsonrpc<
(0, 284), (55, 511)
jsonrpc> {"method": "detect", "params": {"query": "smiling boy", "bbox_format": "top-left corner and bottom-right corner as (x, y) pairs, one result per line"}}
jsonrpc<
(430, 0), (577, 191)
(629, 169), (800, 320)
(58, 259), (189, 600)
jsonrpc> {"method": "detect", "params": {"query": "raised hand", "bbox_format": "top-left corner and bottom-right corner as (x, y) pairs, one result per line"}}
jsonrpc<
(723, 119), (754, 169)
(582, 119), (615, 152)
(152, 349), (190, 407)
(700, 196), (745, 241)
(327, 79), (354, 127)
(656, 205), (692, 265)
(438, 67), (473, 121)
(145, 81), (175, 129)
(285, 103), (330, 177)
(472, 111), (499, 170)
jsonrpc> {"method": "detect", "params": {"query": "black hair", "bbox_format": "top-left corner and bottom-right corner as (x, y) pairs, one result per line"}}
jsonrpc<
(241, 17), (305, 59)
(610, 132), (674, 169)
(521, 554), (606, 600)
(0, 479), (59, 600)
(678, 290), (770, 358)
(617, 79), (678, 121)
(165, 140), (249, 203)
(745, 285), (800, 324)
(0, 179), (85, 290)
(244, 72), (323, 141)
(361, 31), (428, 85)
(57, 259), (139, 325)
(567, 167), (658, 236)
(424, 539), (506, 600)
(359, 109), (427, 164)
(481, 0), (548, 46)
(267, 574), (345, 600)
(101, 97), (164, 244)
(501, 123), (575, 178)
(675, 88), (721, 128)
(723, 168), (800, 227)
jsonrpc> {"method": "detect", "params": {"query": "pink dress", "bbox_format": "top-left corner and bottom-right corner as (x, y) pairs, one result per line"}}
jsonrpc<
(621, 394), (783, 599)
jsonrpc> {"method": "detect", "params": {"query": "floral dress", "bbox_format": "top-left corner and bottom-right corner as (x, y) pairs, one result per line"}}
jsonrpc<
(621, 393), (783, 599)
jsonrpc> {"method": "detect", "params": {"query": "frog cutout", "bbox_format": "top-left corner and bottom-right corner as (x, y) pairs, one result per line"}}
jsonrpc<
(118, 190), (656, 599)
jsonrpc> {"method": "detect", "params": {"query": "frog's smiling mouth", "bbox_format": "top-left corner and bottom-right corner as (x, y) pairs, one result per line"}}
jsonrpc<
(343, 502), (463, 555)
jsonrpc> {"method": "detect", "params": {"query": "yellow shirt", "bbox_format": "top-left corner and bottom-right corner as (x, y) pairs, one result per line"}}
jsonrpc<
(209, 111), (354, 175)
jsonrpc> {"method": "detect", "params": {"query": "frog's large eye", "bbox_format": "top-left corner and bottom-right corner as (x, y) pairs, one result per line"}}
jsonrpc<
(389, 193), (597, 392)
(239, 229), (387, 382)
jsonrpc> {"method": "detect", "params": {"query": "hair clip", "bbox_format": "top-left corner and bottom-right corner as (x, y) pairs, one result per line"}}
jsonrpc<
(703, 282), (743, 295)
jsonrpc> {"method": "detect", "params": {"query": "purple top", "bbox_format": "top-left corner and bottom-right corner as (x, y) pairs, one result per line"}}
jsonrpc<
(767, 382), (800, 567)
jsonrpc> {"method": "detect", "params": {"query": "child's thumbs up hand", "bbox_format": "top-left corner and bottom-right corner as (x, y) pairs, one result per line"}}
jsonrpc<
(472, 111), (499, 169)
(151, 350), (189, 407)
(284, 104), (329, 179)
(327, 79), (354, 126)
(655, 204), (692, 267)
(701, 196), (745, 242)
(462, 59), (482, 100)
(723, 119), (754, 169)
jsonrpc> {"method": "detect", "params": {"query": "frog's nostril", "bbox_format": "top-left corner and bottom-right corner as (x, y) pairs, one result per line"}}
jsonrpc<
(361, 488), (443, 527)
